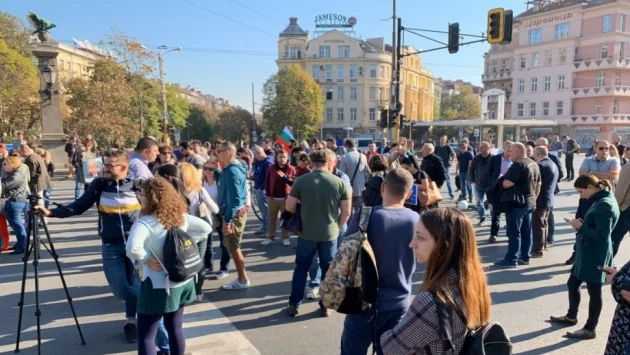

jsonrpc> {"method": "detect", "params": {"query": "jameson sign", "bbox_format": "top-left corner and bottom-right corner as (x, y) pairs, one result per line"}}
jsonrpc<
(315, 14), (357, 28)
(522, 12), (573, 28)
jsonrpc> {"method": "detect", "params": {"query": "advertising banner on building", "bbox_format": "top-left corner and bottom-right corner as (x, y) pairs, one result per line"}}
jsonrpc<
(574, 127), (601, 148)
(81, 157), (103, 184)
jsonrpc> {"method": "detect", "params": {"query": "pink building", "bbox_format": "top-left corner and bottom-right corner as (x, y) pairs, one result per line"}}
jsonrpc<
(483, 0), (630, 146)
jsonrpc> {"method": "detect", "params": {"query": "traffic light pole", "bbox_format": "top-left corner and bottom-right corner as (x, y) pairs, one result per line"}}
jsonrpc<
(158, 52), (169, 145)
(394, 17), (402, 143)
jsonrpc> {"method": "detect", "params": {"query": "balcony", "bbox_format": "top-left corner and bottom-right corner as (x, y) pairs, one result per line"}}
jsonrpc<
(571, 85), (630, 98)
(279, 53), (302, 60)
(573, 57), (630, 71)
(482, 69), (511, 82)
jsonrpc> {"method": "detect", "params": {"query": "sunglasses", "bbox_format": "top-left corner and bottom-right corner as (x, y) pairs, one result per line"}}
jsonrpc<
(598, 147), (609, 151)
(160, 151), (172, 155)
(203, 167), (216, 171)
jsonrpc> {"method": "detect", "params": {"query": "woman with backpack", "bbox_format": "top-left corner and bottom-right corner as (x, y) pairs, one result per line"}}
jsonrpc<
(126, 178), (212, 355)
(362, 155), (387, 207)
(179, 162), (219, 302)
(381, 208), (492, 354)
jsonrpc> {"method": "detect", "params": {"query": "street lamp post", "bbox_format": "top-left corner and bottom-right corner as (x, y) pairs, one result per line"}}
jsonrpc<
(157, 45), (181, 145)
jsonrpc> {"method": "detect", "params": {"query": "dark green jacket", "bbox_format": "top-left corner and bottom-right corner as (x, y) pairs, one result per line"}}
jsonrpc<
(573, 189), (620, 283)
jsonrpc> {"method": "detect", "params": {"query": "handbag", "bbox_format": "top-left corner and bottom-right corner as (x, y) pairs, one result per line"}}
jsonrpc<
(198, 190), (220, 228)
(419, 175), (443, 207)
(282, 204), (302, 234)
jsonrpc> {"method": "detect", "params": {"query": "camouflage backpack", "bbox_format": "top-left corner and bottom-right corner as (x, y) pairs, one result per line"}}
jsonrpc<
(321, 207), (379, 314)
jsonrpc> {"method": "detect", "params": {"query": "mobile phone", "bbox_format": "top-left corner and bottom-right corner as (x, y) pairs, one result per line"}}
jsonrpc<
(597, 265), (612, 275)
(563, 218), (572, 223)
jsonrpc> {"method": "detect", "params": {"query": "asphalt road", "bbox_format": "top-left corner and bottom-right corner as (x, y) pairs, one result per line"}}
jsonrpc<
(0, 154), (628, 355)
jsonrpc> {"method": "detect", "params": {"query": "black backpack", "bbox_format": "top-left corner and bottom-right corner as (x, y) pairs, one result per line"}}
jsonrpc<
(432, 294), (512, 355)
(162, 228), (203, 283)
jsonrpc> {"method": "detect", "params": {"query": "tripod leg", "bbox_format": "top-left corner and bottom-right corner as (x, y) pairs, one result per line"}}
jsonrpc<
(14, 211), (34, 354)
(31, 215), (42, 354)
(40, 214), (87, 345)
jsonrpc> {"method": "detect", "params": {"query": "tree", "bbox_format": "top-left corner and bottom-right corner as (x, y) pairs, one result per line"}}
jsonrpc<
(440, 86), (481, 121)
(261, 65), (323, 141)
(184, 105), (217, 142)
(216, 108), (253, 142)
(0, 12), (33, 56)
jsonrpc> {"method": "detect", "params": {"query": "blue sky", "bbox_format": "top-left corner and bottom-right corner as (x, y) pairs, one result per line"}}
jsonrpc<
(4, 0), (528, 112)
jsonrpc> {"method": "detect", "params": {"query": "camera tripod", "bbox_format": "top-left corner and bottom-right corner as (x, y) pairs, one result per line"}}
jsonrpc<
(14, 197), (86, 354)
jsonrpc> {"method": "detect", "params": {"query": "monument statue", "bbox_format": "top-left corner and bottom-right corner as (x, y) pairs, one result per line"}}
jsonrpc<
(27, 12), (56, 42)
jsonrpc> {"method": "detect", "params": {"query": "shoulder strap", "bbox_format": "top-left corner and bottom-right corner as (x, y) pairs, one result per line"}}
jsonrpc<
(350, 152), (362, 185)
(430, 292), (455, 355)
(358, 206), (372, 231)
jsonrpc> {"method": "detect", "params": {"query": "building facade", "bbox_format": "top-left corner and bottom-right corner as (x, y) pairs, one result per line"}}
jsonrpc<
(483, 0), (630, 145)
(276, 17), (435, 139)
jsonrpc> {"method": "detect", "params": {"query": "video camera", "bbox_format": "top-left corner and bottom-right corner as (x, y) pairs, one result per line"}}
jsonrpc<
(27, 193), (41, 207)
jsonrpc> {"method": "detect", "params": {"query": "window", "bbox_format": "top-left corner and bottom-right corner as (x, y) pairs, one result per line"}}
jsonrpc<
(595, 99), (603, 114)
(337, 87), (344, 100)
(614, 99), (620, 114)
(618, 42), (625, 57)
(530, 102), (537, 116)
(319, 45), (331, 58)
(544, 76), (551, 91)
(337, 108), (344, 121)
(337, 65), (344, 81)
(491, 60), (497, 73)
(520, 54), (526, 68)
(620, 14), (626, 32)
(379, 65), (385, 79)
(338, 45), (350, 58)
(501, 59), (506, 70)
(556, 101), (564, 115)
(555, 23), (570, 39)
(369, 87), (377, 100)
(59, 59), (64, 70)
(559, 48), (567, 64)
(517, 103), (524, 117)
(518, 78), (525, 93)
(601, 43), (609, 58)
(597, 71), (606, 87)
(370, 65), (377, 78)
(350, 87), (357, 100)
(531, 77), (538, 92)
(325, 65), (333, 80)
(350, 64), (357, 79)
(377, 87), (383, 100)
(545, 50), (552, 65)
(312, 65), (320, 79)
(68, 62), (72, 71)
(284, 45), (300, 59)
(532, 53), (539, 67)
(558, 75), (565, 89)
(542, 102), (550, 116)
(326, 88), (333, 100)
(326, 107), (333, 121)
(369, 108), (376, 121)
(615, 71), (621, 85)
(603, 15), (612, 33)
(350, 108), (357, 121)
(529, 28), (542, 44)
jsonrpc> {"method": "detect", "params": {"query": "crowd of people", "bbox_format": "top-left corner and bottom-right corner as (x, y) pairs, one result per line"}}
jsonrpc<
(2, 130), (630, 355)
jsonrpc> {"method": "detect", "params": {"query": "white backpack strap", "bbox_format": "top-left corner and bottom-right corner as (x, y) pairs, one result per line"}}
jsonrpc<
(358, 206), (372, 231)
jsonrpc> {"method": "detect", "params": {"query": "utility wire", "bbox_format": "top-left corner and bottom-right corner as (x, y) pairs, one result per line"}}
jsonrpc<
(180, 0), (277, 37)
(226, 0), (285, 25)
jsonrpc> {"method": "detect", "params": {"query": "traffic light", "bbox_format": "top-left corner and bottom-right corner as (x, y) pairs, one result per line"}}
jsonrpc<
(448, 23), (460, 54)
(379, 109), (389, 128)
(399, 114), (406, 128)
(159, 120), (165, 132)
(487, 8), (513, 44)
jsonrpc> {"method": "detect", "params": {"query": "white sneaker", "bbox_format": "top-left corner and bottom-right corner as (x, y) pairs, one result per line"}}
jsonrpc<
(282, 239), (291, 247)
(306, 287), (320, 300)
(260, 238), (273, 246)
(222, 279), (250, 290)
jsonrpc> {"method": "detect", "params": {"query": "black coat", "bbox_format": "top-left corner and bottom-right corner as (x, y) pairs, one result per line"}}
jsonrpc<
(470, 154), (494, 188)
(420, 154), (447, 187)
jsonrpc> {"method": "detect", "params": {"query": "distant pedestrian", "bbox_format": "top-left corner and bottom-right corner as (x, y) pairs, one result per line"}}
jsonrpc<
(563, 135), (580, 181)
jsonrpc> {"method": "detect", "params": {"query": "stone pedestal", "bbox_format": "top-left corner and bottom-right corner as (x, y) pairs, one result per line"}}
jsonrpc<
(32, 46), (68, 172)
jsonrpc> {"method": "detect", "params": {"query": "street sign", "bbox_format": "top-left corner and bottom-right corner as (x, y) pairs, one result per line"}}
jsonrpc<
(162, 114), (169, 120)
(474, 128), (480, 137)
(174, 129), (181, 141)
(458, 128), (464, 138)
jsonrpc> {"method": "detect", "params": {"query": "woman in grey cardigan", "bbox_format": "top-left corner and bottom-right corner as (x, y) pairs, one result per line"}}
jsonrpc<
(2, 156), (29, 255)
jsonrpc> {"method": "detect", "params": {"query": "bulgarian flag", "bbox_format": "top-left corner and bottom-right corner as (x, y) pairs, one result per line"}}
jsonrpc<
(275, 126), (294, 150)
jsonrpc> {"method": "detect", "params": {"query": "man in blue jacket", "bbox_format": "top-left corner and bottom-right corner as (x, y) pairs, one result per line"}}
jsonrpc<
(252, 146), (273, 236)
(36, 150), (169, 351)
(532, 146), (559, 258)
(217, 142), (250, 290)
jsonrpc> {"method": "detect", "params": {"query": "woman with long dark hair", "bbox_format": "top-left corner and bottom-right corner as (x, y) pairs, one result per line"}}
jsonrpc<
(381, 208), (492, 353)
(126, 178), (211, 355)
(550, 174), (620, 339)
(202, 156), (231, 280)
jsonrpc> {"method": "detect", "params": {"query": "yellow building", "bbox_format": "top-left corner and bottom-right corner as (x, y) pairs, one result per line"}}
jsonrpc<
(276, 16), (435, 139)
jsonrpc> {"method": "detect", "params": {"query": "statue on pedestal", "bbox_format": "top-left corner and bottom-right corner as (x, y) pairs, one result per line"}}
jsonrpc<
(27, 12), (56, 42)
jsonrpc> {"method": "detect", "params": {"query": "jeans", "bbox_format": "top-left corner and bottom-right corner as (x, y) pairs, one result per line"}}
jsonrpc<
(102, 243), (169, 351)
(612, 207), (630, 257)
(205, 220), (231, 272)
(445, 169), (454, 198)
(566, 273), (603, 332)
(504, 207), (534, 263)
(137, 306), (185, 355)
(458, 172), (473, 201)
(74, 175), (89, 200)
(43, 188), (51, 209)
(474, 186), (487, 220)
(5, 201), (28, 252)
(195, 239), (208, 295)
(490, 202), (502, 237)
(308, 224), (346, 289)
(290, 238), (337, 307)
(254, 189), (269, 232)
(341, 308), (406, 355)
(532, 207), (550, 253)
(547, 208), (556, 243)
(565, 154), (575, 180)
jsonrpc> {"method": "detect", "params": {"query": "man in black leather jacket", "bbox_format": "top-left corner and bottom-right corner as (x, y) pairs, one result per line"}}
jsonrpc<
(419, 143), (446, 188)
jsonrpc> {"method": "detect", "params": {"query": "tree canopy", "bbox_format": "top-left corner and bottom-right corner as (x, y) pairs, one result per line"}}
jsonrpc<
(440, 86), (481, 121)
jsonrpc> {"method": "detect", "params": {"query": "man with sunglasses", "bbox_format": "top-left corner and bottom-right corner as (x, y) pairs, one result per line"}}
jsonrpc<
(152, 145), (176, 174)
